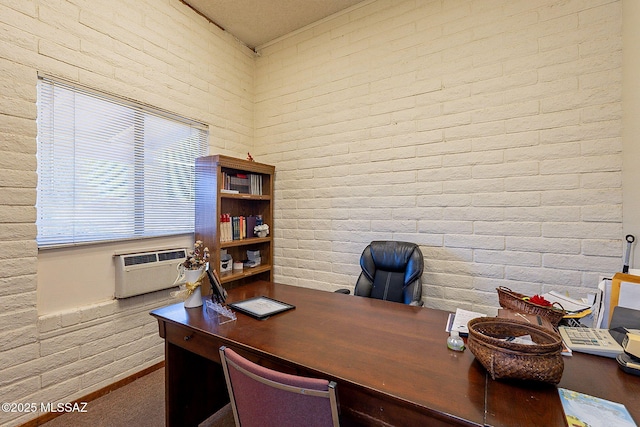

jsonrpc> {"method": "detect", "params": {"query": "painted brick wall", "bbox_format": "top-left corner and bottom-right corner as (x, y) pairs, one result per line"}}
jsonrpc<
(0, 0), (627, 424)
(0, 0), (253, 425)
(254, 0), (623, 312)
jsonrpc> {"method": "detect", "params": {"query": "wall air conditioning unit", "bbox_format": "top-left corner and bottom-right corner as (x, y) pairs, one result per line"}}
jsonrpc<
(115, 248), (187, 298)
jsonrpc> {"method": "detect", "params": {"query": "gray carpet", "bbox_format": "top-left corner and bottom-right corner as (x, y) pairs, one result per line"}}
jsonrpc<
(41, 368), (165, 427)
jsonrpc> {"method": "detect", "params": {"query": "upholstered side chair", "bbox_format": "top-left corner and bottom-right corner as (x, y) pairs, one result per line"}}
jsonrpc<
(219, 346), (340, 427)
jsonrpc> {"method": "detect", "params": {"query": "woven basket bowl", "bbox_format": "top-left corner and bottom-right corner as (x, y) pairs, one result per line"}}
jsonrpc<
(496, 287), (566, 326)
(467, 317), (564, 384)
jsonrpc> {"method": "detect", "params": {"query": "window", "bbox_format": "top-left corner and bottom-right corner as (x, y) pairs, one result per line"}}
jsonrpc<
(36, 76), (208, 247)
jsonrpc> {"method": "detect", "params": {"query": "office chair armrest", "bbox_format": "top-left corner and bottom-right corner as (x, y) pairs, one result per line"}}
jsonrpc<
(334, 289), (351, 294)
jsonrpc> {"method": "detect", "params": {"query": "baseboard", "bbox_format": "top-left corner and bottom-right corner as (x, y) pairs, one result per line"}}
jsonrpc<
(19, 361), (165, 427)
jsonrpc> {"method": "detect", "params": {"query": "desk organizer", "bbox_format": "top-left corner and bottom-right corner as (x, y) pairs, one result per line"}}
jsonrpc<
(467, 317), (564, 384)
(496, 286), (566, 326)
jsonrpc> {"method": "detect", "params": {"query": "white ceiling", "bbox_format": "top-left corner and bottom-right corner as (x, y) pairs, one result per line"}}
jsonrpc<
(182, 0), (365, 49)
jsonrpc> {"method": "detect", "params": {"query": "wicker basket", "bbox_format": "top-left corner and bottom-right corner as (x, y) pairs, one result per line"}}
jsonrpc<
(467, 317), (564, 384)
(496, 287), (566, 326)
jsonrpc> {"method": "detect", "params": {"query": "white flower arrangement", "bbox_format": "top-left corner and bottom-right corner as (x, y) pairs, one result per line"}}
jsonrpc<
(181, 240), (210, 270)
(254, 224), (269, 237)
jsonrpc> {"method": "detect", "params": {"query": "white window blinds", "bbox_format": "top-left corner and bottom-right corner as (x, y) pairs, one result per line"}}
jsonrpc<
(36, 76), (208, 247)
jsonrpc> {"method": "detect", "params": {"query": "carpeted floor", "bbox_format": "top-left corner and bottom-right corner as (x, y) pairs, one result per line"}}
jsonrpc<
(41, 368), (165, 427)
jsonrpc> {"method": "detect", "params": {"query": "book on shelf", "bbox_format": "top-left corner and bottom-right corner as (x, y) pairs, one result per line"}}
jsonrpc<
(220, 214), (264, 242)
(229, 174), (250, 193)
(220, 214), (232, 242)
(250, 173), (263, 195)
(232, 216), (240, 240)
(222, 172), (263, 195)
(246, 215), (258, 238)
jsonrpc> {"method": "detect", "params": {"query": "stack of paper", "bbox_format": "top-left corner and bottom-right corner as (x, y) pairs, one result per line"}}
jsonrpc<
(445, 308), (486, 336)
(541, 291), (592, 320)
(541, 291), (590, 313)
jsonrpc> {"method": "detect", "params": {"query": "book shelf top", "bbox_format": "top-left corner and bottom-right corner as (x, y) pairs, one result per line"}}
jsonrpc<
(208, 154), (275, 175)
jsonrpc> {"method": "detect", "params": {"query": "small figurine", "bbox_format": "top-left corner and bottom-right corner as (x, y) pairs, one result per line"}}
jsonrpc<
(247, 152), (254, 162)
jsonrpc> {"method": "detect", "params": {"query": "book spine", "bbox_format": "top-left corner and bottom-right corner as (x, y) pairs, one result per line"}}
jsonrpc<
(233, 216), (239, 240)
(220, 213), (232, 242)
(247, 216), (257, 238)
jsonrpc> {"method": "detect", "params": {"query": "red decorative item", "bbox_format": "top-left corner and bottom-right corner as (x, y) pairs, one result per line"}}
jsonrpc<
(529, 294), (552, 307)
(247, 152), (254, 162)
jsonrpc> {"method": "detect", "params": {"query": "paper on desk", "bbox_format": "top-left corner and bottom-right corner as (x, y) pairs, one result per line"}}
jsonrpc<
(448, 308), (486, 335)
(501, 335), (535, 345)
(541, 291), (591, 313)
(558, 388), (637, 427)
(597, 279), (612, 328)
(587, 280), (604, 329)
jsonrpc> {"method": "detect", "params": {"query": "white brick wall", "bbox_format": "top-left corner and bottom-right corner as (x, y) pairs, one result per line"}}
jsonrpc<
(254, 0), (624, 312)
(0, 0), (253, 425)
(0, 0), (631, 424)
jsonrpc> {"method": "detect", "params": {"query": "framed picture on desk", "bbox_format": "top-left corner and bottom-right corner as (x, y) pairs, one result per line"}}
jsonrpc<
(206, 264), (227, 304)
(228, 296), (295, 320)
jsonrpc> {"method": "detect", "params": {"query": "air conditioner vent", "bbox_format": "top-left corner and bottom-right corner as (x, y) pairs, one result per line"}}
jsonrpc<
(115, 248), (187, 298)
(124, 253), (158, 266)
(158, 249), (187, 262)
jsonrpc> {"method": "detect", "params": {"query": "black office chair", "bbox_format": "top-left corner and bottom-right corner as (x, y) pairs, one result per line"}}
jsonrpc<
(343, 241), (424, 306)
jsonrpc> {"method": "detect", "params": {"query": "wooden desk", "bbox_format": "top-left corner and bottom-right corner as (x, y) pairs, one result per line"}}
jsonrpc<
(151, 281), (640, 427)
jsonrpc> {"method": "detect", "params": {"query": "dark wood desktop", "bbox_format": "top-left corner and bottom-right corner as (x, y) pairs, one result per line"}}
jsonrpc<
(151, 281), (640, 427)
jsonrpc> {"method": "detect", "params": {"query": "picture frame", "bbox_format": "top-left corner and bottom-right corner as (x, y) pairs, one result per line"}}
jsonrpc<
(228, 296), (295, 320)
(206, 264), (227, 304)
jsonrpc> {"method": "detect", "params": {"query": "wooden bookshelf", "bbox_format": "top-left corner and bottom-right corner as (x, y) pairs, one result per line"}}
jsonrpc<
(195, 155), (274, 295)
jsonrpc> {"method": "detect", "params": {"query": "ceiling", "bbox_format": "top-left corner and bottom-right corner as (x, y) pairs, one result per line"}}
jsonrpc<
(182, 0), (365, 50)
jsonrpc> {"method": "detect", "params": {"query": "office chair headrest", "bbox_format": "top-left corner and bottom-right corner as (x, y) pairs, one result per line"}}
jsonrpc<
(367, 241), (422, 273)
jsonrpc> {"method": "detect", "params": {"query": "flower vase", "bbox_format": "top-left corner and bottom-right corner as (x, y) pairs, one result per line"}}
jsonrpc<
(257, 231), (267, 238)
(183, 268), (204, 308)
